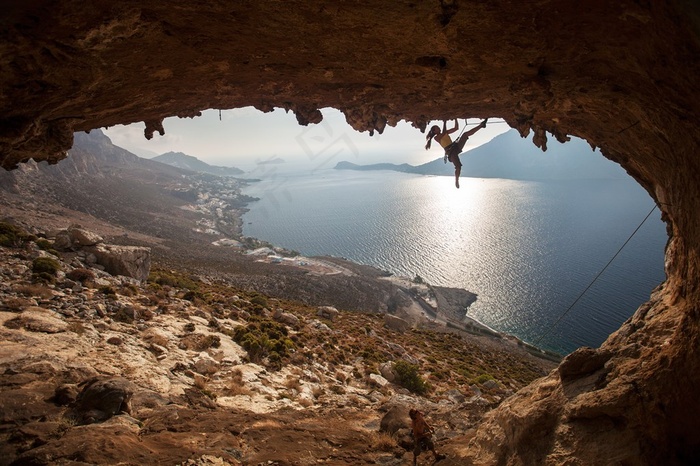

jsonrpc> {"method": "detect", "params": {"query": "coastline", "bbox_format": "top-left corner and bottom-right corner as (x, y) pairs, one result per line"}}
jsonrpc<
(0, 165), (562, 364)
(238, 177), (561, 361)
(243, 243), (562, 363)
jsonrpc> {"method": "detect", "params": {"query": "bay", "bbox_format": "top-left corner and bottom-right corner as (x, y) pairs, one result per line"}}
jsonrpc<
(242, 169), (667, 355)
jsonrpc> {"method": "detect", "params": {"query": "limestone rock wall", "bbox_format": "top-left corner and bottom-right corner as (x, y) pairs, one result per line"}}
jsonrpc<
(1, 1), (699, 463)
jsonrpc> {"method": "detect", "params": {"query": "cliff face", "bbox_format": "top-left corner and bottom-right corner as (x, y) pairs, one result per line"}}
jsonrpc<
(1, 1), (699, 463)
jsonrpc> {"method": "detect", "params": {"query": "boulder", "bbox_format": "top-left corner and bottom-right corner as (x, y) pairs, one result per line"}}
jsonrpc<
(193, 354), (220, 375)
(70, 377), (135, 424)
(308, 319), (332, 332)
(445, 389), (466, 404)
(53, 224), (103, 251)
(482, 379), (499, 390)
(86, 244), (151, 281)
(4, 307), (67, 333)
(369, 373), (389, 388)
(67, 225), (103, 247)
(379, 362), (396, 383)
(558, 347), (613, 383)
(379, 405), (410, 435)
(317, 306), (339, 321)
(383, 314), (411, 333)
(273, 308), (300, 327)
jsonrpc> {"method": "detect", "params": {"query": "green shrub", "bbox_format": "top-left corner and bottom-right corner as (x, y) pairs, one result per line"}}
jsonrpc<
(35, 238), (53, 251)
(35, 238), (59, 257)
(148, 269), (198, 291)
(232, 320), (294, 368)
(250, 294), (268, 308)
(474, 373), (494, 385)
(393, 360), (430, 395)
(0, 222), (34, 248)
(32, 257), (61, 275)
(183, 289), (204, 302)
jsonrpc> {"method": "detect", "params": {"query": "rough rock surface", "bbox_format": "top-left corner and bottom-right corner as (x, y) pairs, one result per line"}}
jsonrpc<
(86, 243), (151, 282)
(50, 224), (151, 281)
(2, 1), (700, 464)
(0, 234), (551, 465)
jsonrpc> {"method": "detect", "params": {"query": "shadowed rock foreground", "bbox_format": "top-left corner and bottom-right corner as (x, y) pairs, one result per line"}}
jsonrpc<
(0, 224), (553, 465)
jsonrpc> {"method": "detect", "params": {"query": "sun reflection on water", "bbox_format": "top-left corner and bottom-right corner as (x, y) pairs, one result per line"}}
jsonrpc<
(243, 171), (667, 354)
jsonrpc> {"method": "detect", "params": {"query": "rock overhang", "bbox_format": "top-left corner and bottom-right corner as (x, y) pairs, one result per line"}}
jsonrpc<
(2, 0), (700, 463)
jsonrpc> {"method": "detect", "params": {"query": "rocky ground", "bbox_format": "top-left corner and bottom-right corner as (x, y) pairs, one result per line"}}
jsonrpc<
(0, 132), (558, 464)
(0, 222), (556, 465)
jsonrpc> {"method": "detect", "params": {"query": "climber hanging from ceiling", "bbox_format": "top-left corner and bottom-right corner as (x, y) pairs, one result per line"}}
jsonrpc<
(425, 119), (488, 189)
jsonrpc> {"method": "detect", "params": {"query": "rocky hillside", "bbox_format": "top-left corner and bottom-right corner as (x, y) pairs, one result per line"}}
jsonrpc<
(0, 129), (506, 325)
(152, 152), (244, 177)
(0, 130), (254, 245)
(0, 222), (554, 465)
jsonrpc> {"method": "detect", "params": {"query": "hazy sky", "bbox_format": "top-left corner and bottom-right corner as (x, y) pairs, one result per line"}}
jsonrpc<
(103, 107), (510, 172)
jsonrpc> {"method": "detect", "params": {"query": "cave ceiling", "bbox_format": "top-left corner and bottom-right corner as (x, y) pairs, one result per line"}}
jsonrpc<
(1, 1), (697, 183)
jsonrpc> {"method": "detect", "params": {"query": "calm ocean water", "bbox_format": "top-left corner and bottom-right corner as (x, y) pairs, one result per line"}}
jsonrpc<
(241, 169), (667, 355)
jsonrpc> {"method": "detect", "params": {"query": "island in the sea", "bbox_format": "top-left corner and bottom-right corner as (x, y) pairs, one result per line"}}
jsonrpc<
(335, 129), (627, 181)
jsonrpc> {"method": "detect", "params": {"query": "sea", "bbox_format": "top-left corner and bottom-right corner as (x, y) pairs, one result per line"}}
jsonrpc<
(241, 169), (667, 355)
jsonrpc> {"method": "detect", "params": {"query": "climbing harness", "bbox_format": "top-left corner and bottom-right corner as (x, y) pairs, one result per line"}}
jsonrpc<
(533, 204), (659, 348)
(441, 118), (504, 163)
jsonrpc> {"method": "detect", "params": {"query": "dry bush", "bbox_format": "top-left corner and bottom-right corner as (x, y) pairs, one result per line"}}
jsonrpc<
(231, 368), (244, 383)
(368, 431), (397, 451)
(378, 385), (392, 397)
(312, 386), (324, 399)
(1, 297), (30, 312)
(65, 268), (95, 283)
(298, 397), (314, 408)
(284, 376), (302, 391)
(225, 382), (251, 396)
(289, 352), (310, 366)
(119, 284), (139, 297)
(178, 333), (221, 351)
(225, 368), (251, 396)
(15, 284), (54, 299)
(329, 384), (346, 395)
(193, 374), (209, 390)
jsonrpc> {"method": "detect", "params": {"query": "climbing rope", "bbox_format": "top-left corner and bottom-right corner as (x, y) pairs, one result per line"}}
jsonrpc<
(533, 204), (659, 348)
(454, 118), (507, 138)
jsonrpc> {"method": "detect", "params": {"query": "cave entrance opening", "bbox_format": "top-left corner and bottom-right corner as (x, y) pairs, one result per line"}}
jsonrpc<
(100, 107), (667, 355)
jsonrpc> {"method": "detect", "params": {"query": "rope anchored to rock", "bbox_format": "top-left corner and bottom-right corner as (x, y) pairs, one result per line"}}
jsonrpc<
(534, 204), (659, 348)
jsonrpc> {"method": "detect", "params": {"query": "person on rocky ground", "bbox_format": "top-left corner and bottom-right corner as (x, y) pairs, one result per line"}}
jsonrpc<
(409, 408), (447, 465)
(425, 118), (488, 189)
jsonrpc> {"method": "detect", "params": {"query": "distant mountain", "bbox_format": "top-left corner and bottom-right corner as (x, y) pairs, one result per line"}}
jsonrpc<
(256, 157), (285, 165)
(335, 161), (428, 174)
(336, 130), (627, 180)
(0, 130), (252, 242)
(153, 151), (244, 176)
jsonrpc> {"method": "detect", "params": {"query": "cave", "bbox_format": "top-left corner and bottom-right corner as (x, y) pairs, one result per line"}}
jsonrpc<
(2, 1), (699, 464)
